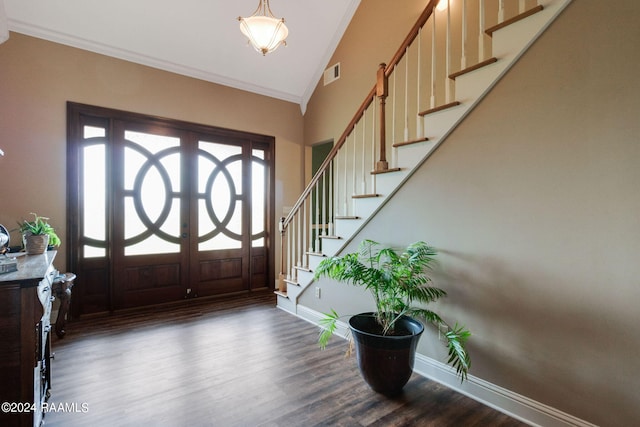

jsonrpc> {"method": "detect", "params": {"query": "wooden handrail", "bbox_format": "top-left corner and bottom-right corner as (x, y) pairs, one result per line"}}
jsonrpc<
(282, 83), (376, 226)
(385, 0), (438, 78)
(282, 0), (440, 228)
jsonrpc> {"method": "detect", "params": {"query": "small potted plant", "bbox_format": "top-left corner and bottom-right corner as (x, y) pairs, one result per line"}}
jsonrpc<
(16, 212), (61, 254)
(314, 239), (471, 396)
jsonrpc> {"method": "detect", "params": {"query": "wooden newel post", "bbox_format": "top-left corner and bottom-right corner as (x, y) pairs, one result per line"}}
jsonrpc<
(376, 63), (389, 171)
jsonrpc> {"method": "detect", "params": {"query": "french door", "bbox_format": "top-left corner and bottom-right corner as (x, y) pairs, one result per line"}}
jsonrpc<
(67, 103), (275, 315)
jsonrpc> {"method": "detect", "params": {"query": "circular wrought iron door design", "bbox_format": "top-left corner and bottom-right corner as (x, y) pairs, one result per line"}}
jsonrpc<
(123, 131), (182, 255)
(197, 146), (268, 250)
(198, 148), (243, 246)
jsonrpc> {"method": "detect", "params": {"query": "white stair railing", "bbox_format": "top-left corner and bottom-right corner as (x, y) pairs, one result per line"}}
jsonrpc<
(278, 0), (548, 296)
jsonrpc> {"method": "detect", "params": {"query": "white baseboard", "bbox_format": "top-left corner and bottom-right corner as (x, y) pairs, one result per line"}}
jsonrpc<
(413, 356), (597, 427)
(293, 304), (595, 427)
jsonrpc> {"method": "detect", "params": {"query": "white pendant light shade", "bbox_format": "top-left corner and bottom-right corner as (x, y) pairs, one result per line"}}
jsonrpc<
(238, 0), (288, 56)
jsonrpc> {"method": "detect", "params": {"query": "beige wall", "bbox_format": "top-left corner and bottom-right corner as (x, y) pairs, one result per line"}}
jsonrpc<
(301, 0), (640, 425)
(0, 33), (304, 273)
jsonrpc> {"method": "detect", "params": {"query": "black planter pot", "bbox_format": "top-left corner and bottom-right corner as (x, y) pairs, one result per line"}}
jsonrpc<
(349, 313), (424, 396)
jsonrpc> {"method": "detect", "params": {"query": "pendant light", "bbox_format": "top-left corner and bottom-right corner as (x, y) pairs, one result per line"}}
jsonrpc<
(238, 0), (288, 56)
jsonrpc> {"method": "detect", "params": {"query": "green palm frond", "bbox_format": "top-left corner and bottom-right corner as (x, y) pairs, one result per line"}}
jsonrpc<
(445, 323), (471, 381)
(405, 308), (444, 325)
(318, 309), (340, 349)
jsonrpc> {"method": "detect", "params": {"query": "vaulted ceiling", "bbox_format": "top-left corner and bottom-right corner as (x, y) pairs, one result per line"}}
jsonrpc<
(3, 0), (361, 112)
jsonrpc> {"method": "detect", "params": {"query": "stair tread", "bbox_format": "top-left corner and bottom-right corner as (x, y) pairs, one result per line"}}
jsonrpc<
(419, 101), (461, 117)
(371, 167), (402, 175)
(274, 290), (288, 298)
(283, 279), (301, 286)
(294, 266), (312, 272)
(335, 216), (360, 220)
(319, 235), (341, 240)
(486, 5), (544, 36)
(393, 137), (429, 148)
(352, 193), (380, 199)
(449, 57), (498, 80)
(307, 251), (326, 256)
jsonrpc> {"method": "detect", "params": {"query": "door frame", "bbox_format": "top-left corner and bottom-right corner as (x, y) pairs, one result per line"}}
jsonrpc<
(67, 102), (276, 315)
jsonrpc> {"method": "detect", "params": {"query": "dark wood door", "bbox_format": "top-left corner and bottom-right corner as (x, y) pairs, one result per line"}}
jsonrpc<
(67, 103), (275, 315)
(111, 121), (190, 309)
(188, 137), (271, 297)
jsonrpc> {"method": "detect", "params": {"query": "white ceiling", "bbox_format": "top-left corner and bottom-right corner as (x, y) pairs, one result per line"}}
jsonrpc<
(3, 0), (361, 112)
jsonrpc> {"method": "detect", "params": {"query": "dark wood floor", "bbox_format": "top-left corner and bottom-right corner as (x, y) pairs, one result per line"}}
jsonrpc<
(45, 293), (527, 427)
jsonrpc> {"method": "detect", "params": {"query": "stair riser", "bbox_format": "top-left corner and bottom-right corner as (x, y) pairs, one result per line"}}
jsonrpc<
(492, 1), (567, 59)
(394, 140), (438, 174)
(276, 294), (296, 314)
(454, 61), (505, 105)
(373, 169), (409, 198)
(334, 217), (365, 239)
(352, 196), (383, 219)
(307, 253), (326, 271)
(286, 285), (303, 301)
(320, 237), (344, 257)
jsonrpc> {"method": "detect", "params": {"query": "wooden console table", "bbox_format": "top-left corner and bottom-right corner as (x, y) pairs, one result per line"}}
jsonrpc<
(0, 251), (57, 427)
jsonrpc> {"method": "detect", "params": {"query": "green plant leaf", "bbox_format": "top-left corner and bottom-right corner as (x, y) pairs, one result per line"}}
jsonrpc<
(445, 323), (471, 382)
(15, 212), (61, 247)
(318, 309), (340, 349)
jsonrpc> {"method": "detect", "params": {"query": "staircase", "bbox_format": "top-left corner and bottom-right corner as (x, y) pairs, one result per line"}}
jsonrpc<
(277, 0), (573, 315)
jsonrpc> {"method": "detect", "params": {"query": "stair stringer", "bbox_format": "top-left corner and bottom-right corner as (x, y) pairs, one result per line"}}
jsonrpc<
(277, 0), (573, 314)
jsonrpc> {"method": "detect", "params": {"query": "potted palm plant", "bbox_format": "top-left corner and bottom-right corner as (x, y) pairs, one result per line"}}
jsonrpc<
(16, 212), (61, 254)
(313, 239), (470, 396)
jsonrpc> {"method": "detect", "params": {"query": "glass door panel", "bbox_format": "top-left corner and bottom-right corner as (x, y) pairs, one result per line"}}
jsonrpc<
(252, 149), (266, 248)
(197, 141), (243, 251)
(123, 131), (182, 256)
(82, 142), (107, 258)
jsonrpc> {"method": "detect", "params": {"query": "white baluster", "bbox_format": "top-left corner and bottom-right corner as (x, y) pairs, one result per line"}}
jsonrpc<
(371, 95), (376, 191)
(328, 159), (333, 236)
(461, 0), (468, 70)
(519, 0), (526, 14)
(287, 218), (292, 280)
(478, 0), (485, 62)
(404, 47), (410, 142)
(313, 183), (318, 252)
(284, 223), (291, 280)
(335, 150), (340, 218)
(322, 170), (327, 238)
(416, 28), (423, 139)
(352, 125), (357, 203)
(297, 205), (302, 271)
(392, 68), (397, 168)
(303, 195), (308, 254)
(498, 0), (505, 24)
(445, 0), (452, 104)
(303, 200), (307, 264)
(343, 133), (348, 216)
(362, 106), (367, 194)
(290, 216), (296, 280)
(431, 13), (437, 108)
